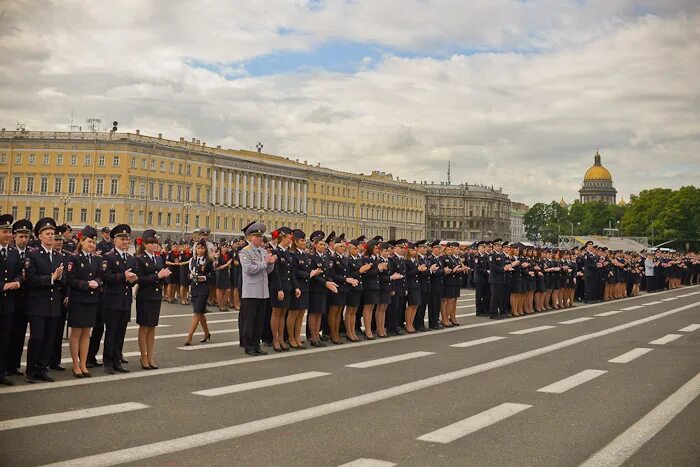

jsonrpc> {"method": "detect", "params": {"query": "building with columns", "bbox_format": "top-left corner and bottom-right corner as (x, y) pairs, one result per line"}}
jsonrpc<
(0, 129), (425, 241)
(579, 150), (617, 205)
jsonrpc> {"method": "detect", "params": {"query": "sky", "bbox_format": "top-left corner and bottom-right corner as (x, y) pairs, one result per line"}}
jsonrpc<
(1, 0), (699, 205)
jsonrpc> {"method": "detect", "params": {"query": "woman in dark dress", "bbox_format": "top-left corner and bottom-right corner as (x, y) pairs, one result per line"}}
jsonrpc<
(509, 246), (524, 316)
(288, 230), (315, 349)
(404, 243), (421, 333)
(344, 240), (366, 342)
(184, 240), (215, 345)
(215, 243), (232, 311)
(178, 245), (192, 305)
(376, 242), (392, 338)
(66, 226), (102, 378)
(361, 241), (380, 340)
(523, 248), (536, 314)
(534, 248), (546, 312)
(329, 241), (357, 344)
(164, 245), (179, 303)
(307, 231), (338, 347)
(135, 230), (172, 369)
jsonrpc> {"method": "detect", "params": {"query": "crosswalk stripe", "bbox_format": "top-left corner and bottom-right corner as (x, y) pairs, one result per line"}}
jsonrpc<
(537, 369), (607, 393)
(621, 305), (644, 311)
(0, 402), (148, 432)
(126, 324), (171, 330)
(649, 334), (682, 345)
(346, 351), (434, 368)
(661, 297), (678, 302)
(509, 325), (555, 335)
(642, 301), (663, 306)
(608, 348), (653, 364)
(678, 324), (700, 332)
(337, 459), (396, 467)
(450, 336), (506, 348)
(417, 403), (532, 443)
(595, 310), (625, 317)
(559, 317), (594, 324)
(193, 371), (330, 396)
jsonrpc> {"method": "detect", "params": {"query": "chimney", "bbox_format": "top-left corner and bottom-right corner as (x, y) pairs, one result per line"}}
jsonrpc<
(217, 145), (221, 149)
(158, 133), (162, 139)
(202, 142), (206, 147)
(180, 137), (184, 142)
(196, 139), (200, 145)
(191, 138), (196, 143)
(135, 129), (140, 135)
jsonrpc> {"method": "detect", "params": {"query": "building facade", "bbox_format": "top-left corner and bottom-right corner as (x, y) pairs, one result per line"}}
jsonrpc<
(424, 182), (511, 242)
(579, 150), (617, 205)
(510, 201), (529, 243)
(0, 129), (425, 241)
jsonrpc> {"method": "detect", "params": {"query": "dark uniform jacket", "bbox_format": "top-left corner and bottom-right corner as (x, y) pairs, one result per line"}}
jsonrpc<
(292, 250), (313, 293)
(389, 253), (407, 295)
(25, 246), (64, 317)
(189, 257), (215, 297)
(96, 239), (113, 255)
(0, 246), (23, 315)
(269, 246), (298, 293)
(309, 251), (331, 294)
(136, 253), (166, 301)
(405, 257), (421, 292)
(488, 251), (506, 285)
(66, 252), (103, 305)
(417, 254), (431, 293)
(102, 249), (138, 312)
(361, 255), (380, 291)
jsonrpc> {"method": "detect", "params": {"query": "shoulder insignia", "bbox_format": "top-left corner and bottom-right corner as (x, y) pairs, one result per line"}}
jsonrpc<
(102, 260), (108, 271)
(67, 262), (73, 272)
(25, 258), (31, 269)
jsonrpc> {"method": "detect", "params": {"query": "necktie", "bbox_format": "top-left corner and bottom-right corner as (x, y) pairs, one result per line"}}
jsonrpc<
(19, 251), (24, 261)
(122, 253), (127, 262)
(1, 248), (6, 260)
(87, 254), (91, 266)
(49, 251), (52, 263)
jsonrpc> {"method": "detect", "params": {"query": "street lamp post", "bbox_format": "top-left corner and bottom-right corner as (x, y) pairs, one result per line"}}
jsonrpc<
(59, 195), (71, 223)
(182, 202), (192, 242)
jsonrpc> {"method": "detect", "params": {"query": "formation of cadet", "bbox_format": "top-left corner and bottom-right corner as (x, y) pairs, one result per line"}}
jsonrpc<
(1, 213), (699, 384)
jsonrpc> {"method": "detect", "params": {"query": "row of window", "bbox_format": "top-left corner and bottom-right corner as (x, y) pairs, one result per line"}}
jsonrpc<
(130, 157), (205, 178)
(1, 175), (118, 196)
(2, 153), (120, 167)
(8, 206), (117, 225)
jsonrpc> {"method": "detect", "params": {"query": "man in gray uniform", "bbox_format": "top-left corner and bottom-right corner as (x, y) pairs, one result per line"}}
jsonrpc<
(239, 221), (277, 356)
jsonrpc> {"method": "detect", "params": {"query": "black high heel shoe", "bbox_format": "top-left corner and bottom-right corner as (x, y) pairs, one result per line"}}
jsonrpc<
(184, 340), (192, 346)
(140, 361), (152, 370)
(200, 333), (212, 343)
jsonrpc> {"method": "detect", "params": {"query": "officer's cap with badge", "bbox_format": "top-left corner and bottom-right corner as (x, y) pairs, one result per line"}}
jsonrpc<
(101, 226), (111, 234)
(55, 224), (67, 241)
(12, 218), (33, 235)
(277, 226), (293, 237)
(429, 239), (441, 247)
(292, 229), (306, 240)
(356, 235), (366, 243)
(0, 213), (13, 231)
(110, 224), (131, 239)
(372, 235), (383, 242)
(34, 217), (57, 236)
(415, 239), (427, 248)
(309, 230), (325, 243)
(379, 241), (392, 250)
(80, 225), (98, 240)
(336, 233), (346, 243)
(492, 238), (503, 245)
(142, 229), (159, 244)
(325, 231), (336, 244)
(243, 221), (266, 237)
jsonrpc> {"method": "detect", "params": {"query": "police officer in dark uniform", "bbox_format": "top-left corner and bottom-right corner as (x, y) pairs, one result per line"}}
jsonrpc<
(582, 241), (599, 303)
(413, 240), (432, 331)
(427, 240), (444, 329)
(387, 240), (407, 335)
(96, 226), (113, 255)
(48, 225), (70, 372)
(488, 239), (508, 319)
(102, 224), (138, 374)
(5, 219), (32, 377)
(24, 217), (65, 383)
(62, 224), (77, 253)
(473, 241), (490, 316)
(0, 214), (23, 385)
(268, 227), (300, 352)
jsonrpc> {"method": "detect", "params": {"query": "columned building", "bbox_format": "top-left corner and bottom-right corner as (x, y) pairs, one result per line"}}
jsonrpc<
(510, 202), (528, 243)
(579, 150), (617, 205)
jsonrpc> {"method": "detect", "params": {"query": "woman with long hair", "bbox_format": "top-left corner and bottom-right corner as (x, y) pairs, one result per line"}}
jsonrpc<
(164, 244), (180, 303)
(66, 226), (102, 378)
(135, 230), (172, 369)
(404, 243), (421, 333)
(178, 244), (192, 305)
(184, 240), (215, 345)
(360, 240), (380, 340)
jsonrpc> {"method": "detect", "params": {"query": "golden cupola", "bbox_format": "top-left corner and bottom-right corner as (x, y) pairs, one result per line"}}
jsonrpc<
(583, 150), (613, 181)
(579, 149), (617, 205)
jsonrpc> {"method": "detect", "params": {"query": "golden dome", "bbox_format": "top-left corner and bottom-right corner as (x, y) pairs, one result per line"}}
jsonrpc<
(583, 150), (612, 181)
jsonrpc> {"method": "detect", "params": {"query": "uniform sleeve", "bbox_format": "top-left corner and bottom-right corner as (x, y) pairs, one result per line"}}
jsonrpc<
(240, 248), (268, 275)
(26, 254), (52, 287)
(137, 257), (160, 286)
(102, 255), (124, 285)
(67, 256), (90, 290)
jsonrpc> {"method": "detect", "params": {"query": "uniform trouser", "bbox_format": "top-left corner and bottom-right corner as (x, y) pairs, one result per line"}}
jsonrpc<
(6, 308), (27, 371)
(87, 302), (105, 361)
(103, 308), (129, 369)
(241, 298), (267, 351)
(261, 300), (273, 343)
(502, 285), (511, 312)
(646, 276), (655, 292)
(414, 289), (430, 329)
(475, 283), (489, 315)
(489, 283), (505, 317)
(238, 301), (246, 347)
(26, 315), (58, 376)
(0, 313), (13, 379)
(49, 305), (67, 367)
(388, 293), (406, 332)
(575, 278), (585, 300)
(584, 274), (596, 301)
(428, 287), (442, 328)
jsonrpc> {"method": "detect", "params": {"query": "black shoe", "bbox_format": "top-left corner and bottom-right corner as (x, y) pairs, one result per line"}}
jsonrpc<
(0, 378), (14, 386)
(254, 347), (268, 356)
(103, 366), (115, 375)
(320, 334), (331, 341)
(310, 340), (322, 347)
(262, 341), (273, 347)
(81, 371), (92, 378)
(86, 361), (96, 369)
(428, 326), (439, 330)
(200, 333), (212, 343)
(36, 373), (55, 382)
(273, 346), (283, 352)
(25, 374), (36, 384)
(416, 327), (428, 332)
(114, 366), (130, 373)
(120, 357), (129, 364)
(72, 369), (84, 378)
(395, 329), (405, 335)
(245, 349), (259, 356)
(49, 365), (65, 372)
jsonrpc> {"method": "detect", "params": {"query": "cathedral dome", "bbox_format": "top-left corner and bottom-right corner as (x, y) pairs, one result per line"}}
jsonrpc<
(583, 150), (612, 181)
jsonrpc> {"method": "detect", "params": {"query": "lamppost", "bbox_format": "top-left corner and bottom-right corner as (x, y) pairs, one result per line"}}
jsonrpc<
(182, 202), (192, 241)
(59, 195), (71, 223)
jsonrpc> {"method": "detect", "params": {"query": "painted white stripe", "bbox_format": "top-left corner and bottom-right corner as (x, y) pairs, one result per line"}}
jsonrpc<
(621, 305), (644, 311)
(595, 310), (625, 317)
(202, 318), (237, 325)
(642, 301), (663, 306)
(126, 324), (171, 330)
(456, 312), (476, 318)
(0, 402), (148, 432)
(456, 304), (476, 309)
(649, 334), (682, 345)
(33, 304), (700, 466)
(661, 297), (678, 302)
(559, 317), (594, 324)
(679, 324), (700, 332)
(346, 351), (434, 369)
(22, 350), (142, 367)
(450, 336), (507, 348)
(608, 348), (653, 364)
(337, 459), (396, 467)
(509, 325), (555, 335)
(417, 403), (532, 444)
(675, 293), (692, 298)
(537, 369), (607, 394)
(193, 371), (330, 397)
(580, 372), (700, 467)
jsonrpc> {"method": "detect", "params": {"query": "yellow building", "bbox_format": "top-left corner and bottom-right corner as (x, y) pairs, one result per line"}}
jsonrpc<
(0, 129), (425, 241)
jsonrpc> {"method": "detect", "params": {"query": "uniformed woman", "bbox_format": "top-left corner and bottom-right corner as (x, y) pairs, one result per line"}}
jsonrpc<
(376, 242), (392, 338)
(66, 226), (102, 378)
(345, 240), (367, 342)
(288, 230), (316, 349)
(361, 240), (380, 340)
(534, 248), (546, 312)
(184, 239), (214, 345)
(135, 230), (171, 369)
(440, 243), (458, 327)
(215, 243), (232, 311)
(404, 243), (421, 333)
(509, 246), (524, 316)
(523, 248), (536, 314)
(307, 232), (338, 347)
(269, 227), (300, 351)
(328, 241), (358, 344)
(164, 245), (179, 303)
(178, 244), (191, 305)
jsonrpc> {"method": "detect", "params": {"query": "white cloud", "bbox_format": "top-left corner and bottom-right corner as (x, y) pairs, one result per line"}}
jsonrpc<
(0, 0), (699, 205)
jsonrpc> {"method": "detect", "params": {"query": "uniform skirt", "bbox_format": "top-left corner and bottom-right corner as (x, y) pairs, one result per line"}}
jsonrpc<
(407, 287), (421, 306)
(192, 295), (208, 314)
(291, 289), (309, 310)
(347, 289), (363, 307)
(527, 276), (536, 292)
(536, 276), (546, 293)
(442, 284), (460, 299)
(168, 266), (181, 285)
(511, 276), (524, 294)
(136, 298), (161, 327)
(216, 270), (231, 289)
(271, 289), (292, 308)
(67, 301), (97, 328)
(179, 265), (191, 286)
(362, 288), (380, 305)
(379, 287), (392, 305)
(329, 289), (347, 307)
(308, 290), (327, 314)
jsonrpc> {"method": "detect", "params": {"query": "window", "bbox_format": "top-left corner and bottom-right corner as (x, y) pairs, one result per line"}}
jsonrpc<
(196, 187), (201, 203)
(15, 154), (21, 165)
(186, 165), (191, 176)
(215, 216), (219, 229)
(158, 183), (163, 199)
(149, 181), (154, 198)
(177, 185), (182, 201)
(128, 210), (134, 223)
(206, 168), (210, 178)
(82, 178), (90, 194)
(68, 177), (76, 194)
(96, 178), (104, 195)
(85, 154), (91, 166)
(112, 155), (120, 167)
(150, 159), (156, 171)
(95, 209), (102, 223)
(167, 185), (173, 200)
(131, 157), (137, 168)
(80, 208), (87, 223)
(0, 176), (4, 193)
(139, 182), (145, 197)
(98, 155), (105, 166)
(56, 154), (63, 165)
(195, 215), (200, 227)
(176, 213), (181, 226)
(178, 163), (183, 175)
(52, 207), (59, 219)
(130, 180), (135, 196)
(166, 212), (171, 225)
(0, 154), (6, 164)
(40, 176), (47, 193)
(25, 207), (31, 219)
(36, 207), (44, 218)
(141, 158), (147, 169)
(29, 154), (35, 165)
(11, 206), (17, 219)
(27, 176), (34, 193)
(169, 162), (174, 174)
(13, 176), (20, 192)
(110, 179), (118, 195)
(185, 186), (190, 201)
(70, 154), (77, 166)
(196, 166), (201, 177)
(43, 154), (50, 165)
(109, 209), (116, 224)
(54, 177), (62, 193)
(160, 161), (165, 172)
(157, 212), (162, 225)
(147, 211), (153, 224)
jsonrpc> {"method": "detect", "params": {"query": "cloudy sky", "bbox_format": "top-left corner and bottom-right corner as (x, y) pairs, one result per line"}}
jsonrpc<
(1, 0), (699, 205)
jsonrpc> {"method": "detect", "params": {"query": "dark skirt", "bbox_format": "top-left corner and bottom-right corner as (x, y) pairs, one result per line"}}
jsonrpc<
(271, 290), (292, 308)
(362, 289), (380, 305)
(192, 295), (208, 314)
(308, 291), (327, 314)
(291, 289), (309, 310)
(67, 302), (97, 328)
(527, 277), (536, 292)
(536, 277), (546, 293)
(136, 298), (161, 327)
(442, 285), (460, 299)
(216, 270), (231, 289)
(511, 277), (524, 294)
(407, 288), (421, 306)
(329, 290), (347, 307)
(379, 289), (392, 305)
(179, 265), (191, 286)
(168, 267), (181, 285)
(347, 289), (363, 307)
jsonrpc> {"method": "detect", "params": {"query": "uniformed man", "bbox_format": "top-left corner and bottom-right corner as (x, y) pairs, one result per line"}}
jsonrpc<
(473, 241), (490, 316)
(582, 241), (599, 303)
(5, 219), (32, 377)
(488, 238), (508, 319)
(48, 225), (70, 372)
(102, 224), (138, 374)
(62, 224), (77, 253)
(239, 221), (276, 356)
(427, 240), (444, 330)
(388, 239), (407, 335)
(412, 240), (432, 331)
(24, 217), (64, 383)
(0, 214), (23, 385)
(96, 226), (113, 255)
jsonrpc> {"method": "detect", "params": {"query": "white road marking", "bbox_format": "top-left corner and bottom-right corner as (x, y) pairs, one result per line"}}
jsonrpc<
(34, 304), (700, 466)
(537, 369), (607, 394)
(22, 350), (142, 367)
(125, 324), (171, 330)
(450, 336), (507, 348)
(456, 304), (475, 309)
(509, 325), (555, 335)
(678, 324), (700, 332)
(337, 459), (396, 467)
(661, 297), (678, 302)
(620, 305), (644, 311)
(649, 334), (683, 345)
(608, 348), (653, 364)
(0, 402), (148, 432)
(642, 301), (663, 306)
(559, 317), (595, 324)
(193, 371), (330, 396)
(595, 310), (625, 317)
(417, 403), (532, 444)
(346, 351), (435, 368)
(580, 372), (700, 467)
